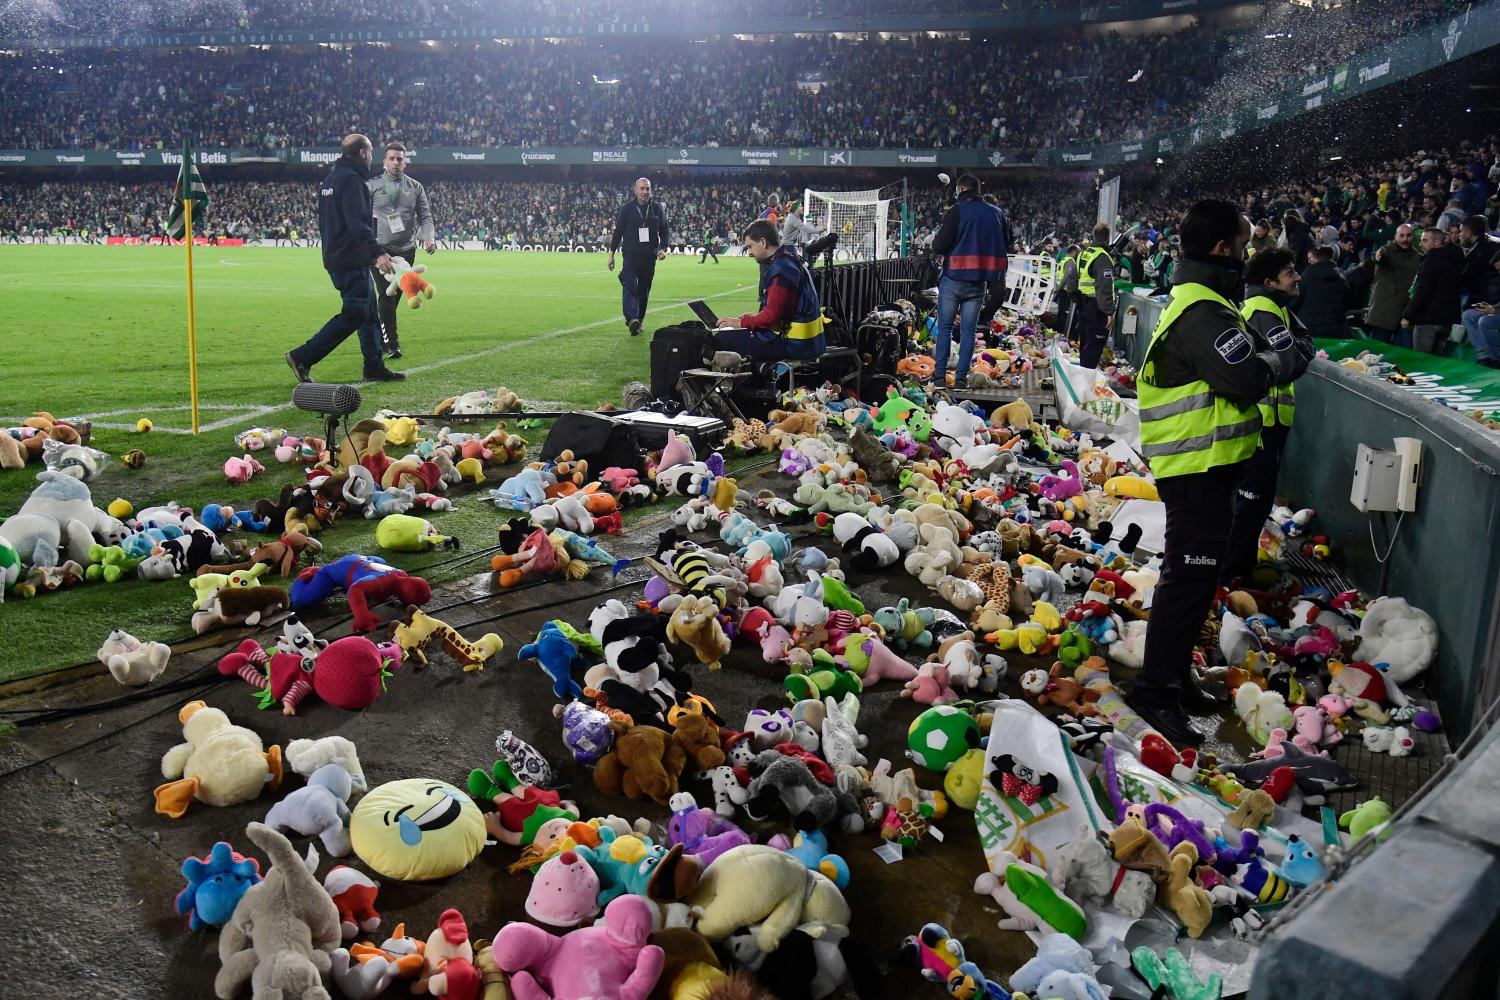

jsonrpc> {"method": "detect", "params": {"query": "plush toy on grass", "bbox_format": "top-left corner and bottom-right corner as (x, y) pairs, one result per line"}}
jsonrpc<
(175, 842), (262, 931)
(375, 512), (459, 552)
(213, 822), (342, 1000)
(382, 256), (435, 307)
(154, 701), (282, 819)
(223, 453), (266, 485)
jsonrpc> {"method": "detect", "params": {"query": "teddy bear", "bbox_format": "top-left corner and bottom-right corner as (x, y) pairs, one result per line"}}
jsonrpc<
(903, 523), (964, 588)
(672, 713), (726, 772)
(666, 594), (731, 671)
(154, 701), (282, 819)
(1019, 663), (1101, 716)
(594, 722), (688, 806)
(493, 893), (664, 1000)
(97, 628), (171, 686)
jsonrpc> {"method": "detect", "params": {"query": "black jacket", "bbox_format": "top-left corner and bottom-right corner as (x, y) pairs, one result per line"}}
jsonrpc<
(1293, 260), (1350, 339)
(318, 155), (380, 272)
(1284, 216), (1313, 270)
(1404, 241), (1466, 326)
(1461, 236), (1500, 303)
(1149, 258), (1277, 407)
(610, 198), (669, 256)
(1243, 284), (1315, 385)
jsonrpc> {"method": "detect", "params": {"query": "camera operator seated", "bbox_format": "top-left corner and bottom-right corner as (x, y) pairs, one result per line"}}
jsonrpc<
(714, 220), (826, 362)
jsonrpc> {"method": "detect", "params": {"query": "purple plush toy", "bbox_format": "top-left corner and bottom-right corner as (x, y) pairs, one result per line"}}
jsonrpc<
(556, 701), (616, 765)
(667, 791), (751, 866)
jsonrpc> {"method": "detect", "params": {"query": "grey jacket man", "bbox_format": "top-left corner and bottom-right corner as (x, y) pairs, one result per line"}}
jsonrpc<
(367, 171), (435, 253)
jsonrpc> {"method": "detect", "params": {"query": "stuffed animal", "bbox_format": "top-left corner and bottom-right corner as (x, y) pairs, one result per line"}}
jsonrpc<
(1009, 935), (1098, 997)
(1019, 663), (1100, 716)
(376, 512), (458, 552)
(520, 622), (586, 700)
(97, 628), (171, 686)
(594, 722), (688, 806)
(1340, 796), (1393, 842)
(666, 594), (731, 670)
(381, 256), (435, 307)
(745, 749), (865, 833)
(155, 701), (282, 819)
(493, 893), (664, 1000)
(291, 554), (432, 632)
(1356, 597), (1439, 683)
(668, 791), (752, 867)
(468, 758), (578, 847)
(0, 470), (126, 568)
(902, 661), (959, 706)
(837, 631), (919, 685)
(687, 844), (851, 952)
(723, 927), (850, 1000)
(264, 762), (356, 856)
(223, 453), (266, 485)
(285, 736), (367, 793)
(1048, 826), (1154, 918)
(176, 842), (262, 932)
(213, 822), (342, 1000)
(323, 866), (381, 941)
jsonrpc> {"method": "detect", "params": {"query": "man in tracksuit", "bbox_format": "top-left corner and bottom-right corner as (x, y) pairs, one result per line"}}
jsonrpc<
(930, 174), (1007, 386)
(607, 177), (669, 336)
(1077, 223), (1117, 371)
(1130, 200), (1287, 747)
(367, 141), (435, 360)
(286, 134), (402, 383)
(1220, 246), (1315, 585)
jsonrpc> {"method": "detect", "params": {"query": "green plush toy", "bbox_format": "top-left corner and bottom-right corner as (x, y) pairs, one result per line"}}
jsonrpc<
(785, 648), (863, 703)
(820, 576), (865, 615)
(1339, 796), (1393, 843)
(85, 543), (145, 583)
(546, 619), (603, 657)
(1054, 627), (1094, 668)
(793, 482), (875, 517)
(375, 513), (457, 553)
(1131, 946), (1223, 1000)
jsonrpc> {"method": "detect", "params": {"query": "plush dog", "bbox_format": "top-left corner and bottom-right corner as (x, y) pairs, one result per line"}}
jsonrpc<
(213, 822), (342, 1000)
(594, 723), (688, 806)
(666, 595), (731, 670)
(1048, 825), (1154, 917)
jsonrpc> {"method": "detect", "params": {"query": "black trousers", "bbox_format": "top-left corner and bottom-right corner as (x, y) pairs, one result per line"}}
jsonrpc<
(978, 277), (1008, 326)
(1136, 461), (1245, 696)
(370, 246), (416, 351)
(1219, 423), (1290, 585)
(619, 252), (657, 324)
(1077, 302), (1109, 368)
(700, 246), (719, 262)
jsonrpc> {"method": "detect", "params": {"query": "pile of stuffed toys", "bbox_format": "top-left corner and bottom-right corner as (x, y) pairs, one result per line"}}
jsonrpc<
(14, 321), (1453, 1000)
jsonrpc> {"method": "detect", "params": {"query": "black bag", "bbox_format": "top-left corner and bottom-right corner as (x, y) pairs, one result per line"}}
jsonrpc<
(650, 322), (712, 401)
(540, 411), (643, 471)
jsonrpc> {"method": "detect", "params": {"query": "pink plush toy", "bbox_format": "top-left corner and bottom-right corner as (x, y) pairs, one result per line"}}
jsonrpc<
(1293, 704), (1342, 747)
(1037, 460), (1082, 501)
(493, 893), (665, 1000)
(1249, 727), (1326, 760)
(741, 607), (793, 664)
(224, 453), (266, 485)
(312, 636), (402, 711)
(658, 431), (695, 475)
(839, 632), (920, 684)
(900, 660), (959, 705)
(599, 467), (640, 492)
(525, 850), (600, 928)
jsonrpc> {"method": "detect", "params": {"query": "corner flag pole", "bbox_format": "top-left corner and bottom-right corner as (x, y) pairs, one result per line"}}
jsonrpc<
(183, 173), (200, 434)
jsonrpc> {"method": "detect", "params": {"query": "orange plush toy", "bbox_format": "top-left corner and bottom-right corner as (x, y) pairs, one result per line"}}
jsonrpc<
(382, 258), (435, 308)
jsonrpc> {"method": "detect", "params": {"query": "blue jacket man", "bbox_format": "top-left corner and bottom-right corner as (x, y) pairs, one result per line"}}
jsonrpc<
(287, 133), (402, 383)
(931, 176), (1007, 385)
(608, 177), (670, 336)
(713, 219), (825, 361)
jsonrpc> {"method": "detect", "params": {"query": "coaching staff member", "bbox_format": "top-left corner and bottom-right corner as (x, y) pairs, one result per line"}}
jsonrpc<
(368, 141), (435, 360)
(607, 177), (669, 336)
(286, 134), (402, 383)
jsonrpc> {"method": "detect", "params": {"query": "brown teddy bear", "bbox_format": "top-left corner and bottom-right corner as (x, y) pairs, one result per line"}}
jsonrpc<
(765, 409), (823, 447)
(672, 713), (726, 772)
(594, 722), (688, 806)
(725, 418), (772, 453)
(1051, 545), (1103, 576)
(335, 419), (388, 472)
(989, 399), (1033, 431)
(0, 431), (23, 470)
(18, 412), (83, 463)
(482, 422), (528, 465)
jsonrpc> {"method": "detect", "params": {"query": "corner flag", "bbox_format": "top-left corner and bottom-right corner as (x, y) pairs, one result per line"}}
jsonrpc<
(165, 139), (209, 239)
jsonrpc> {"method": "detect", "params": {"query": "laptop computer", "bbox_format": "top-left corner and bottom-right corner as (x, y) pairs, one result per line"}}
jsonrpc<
(687, 299), (722, 328)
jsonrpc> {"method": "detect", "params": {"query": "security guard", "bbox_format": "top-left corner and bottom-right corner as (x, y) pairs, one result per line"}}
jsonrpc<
(1220, 246), (1315, 585)
(1057, 243), (1081, 341)
(1130, 201), (1285, 747)
(713, 219), (826, 361)
(1076, 223), (1117, 370)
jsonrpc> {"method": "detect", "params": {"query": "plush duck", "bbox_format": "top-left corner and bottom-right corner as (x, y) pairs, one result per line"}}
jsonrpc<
(154, 701), (282, 818)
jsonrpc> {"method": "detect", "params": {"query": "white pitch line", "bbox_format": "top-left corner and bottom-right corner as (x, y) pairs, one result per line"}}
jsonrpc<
(199, 403), (291, 433)
(400, 285), (749, 377)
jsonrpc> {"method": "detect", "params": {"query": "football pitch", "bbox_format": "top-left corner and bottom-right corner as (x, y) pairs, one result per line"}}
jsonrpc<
(0, 246), (761, 681)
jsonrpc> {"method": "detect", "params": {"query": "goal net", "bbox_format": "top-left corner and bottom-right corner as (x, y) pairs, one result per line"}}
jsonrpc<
(802, 187), (893, 262)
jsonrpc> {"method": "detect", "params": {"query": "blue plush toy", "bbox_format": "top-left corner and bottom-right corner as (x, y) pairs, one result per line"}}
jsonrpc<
(574, 826), (687, 906)
(493, 467), (551, 510)
(121, 525), (184, 559)
(518, 622), (584, 699)
(175, 841), (262, 930)
(200, 503), (271, 534)
(1277, 834), (1326, 887)
(781, 829), (850, 889)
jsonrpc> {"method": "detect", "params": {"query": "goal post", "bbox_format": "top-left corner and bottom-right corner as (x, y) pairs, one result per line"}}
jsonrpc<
(802, 187), (897, 262)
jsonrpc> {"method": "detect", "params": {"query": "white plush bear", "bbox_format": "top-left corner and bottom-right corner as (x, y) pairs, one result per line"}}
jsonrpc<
(97, 628), (171, 686)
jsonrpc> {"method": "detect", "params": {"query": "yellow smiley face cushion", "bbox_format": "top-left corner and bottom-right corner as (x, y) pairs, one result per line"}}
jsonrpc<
(350, 778), (486, 881)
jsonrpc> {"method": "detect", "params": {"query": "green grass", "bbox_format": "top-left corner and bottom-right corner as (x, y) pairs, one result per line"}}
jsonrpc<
(0, 246), (761, 682)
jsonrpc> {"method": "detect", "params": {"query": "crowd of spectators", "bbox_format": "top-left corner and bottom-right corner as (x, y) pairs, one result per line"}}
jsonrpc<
(0, 172), (1097, 247)
(0, 0), (1246, 39)
(0, 0), (1468, 154)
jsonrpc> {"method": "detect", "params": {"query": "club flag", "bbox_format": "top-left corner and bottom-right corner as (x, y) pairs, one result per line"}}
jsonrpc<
(165, 139), (209, 239)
